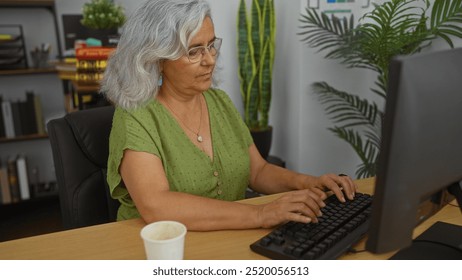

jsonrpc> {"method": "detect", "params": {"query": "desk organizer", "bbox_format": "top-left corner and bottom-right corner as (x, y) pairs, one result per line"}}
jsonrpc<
(0, 25), (28, 70)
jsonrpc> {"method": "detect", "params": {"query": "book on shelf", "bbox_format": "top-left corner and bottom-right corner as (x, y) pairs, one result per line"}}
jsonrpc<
(75, 47), (115, 60)
(16, 155), (30, 200)
(24, 92), (38, 135)
(0, 92), (45, 139)
(6, 157), (20, 203)
(51, 58), (77, 80)
(34, 94), (45, 135)
(0, 155), (56, 204)
(0, 95), (5, 138)
(1, 100), (15, 138)
(0, 161), (11, 204)
(75, 72), (104, 83)
(11, 101), (23, 136)
(76, 59), (107, 72)
(74, 47), (114, 84)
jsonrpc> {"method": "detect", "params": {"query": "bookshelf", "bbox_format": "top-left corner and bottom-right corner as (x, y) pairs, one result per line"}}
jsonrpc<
(0, 0), (63, 234)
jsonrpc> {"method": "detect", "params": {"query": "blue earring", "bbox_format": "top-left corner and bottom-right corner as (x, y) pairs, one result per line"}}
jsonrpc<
(158, 74), (163, 86)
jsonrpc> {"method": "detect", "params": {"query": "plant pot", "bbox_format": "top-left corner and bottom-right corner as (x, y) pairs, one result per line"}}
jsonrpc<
(250, 126), (272, 160)
(86, 28), (118, 46)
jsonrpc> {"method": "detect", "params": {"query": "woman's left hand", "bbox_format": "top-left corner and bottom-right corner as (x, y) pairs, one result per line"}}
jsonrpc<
(307, 174), (357, 203)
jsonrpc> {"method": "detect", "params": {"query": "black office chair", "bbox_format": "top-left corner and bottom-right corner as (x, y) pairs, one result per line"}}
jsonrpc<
(47, 106), (120, 229)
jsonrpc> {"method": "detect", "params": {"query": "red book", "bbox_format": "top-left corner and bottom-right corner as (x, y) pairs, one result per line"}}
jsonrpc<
(75, 47), (115, 60)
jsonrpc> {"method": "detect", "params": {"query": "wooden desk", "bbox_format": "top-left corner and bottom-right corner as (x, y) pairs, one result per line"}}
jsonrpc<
(0, 178), (460, 260)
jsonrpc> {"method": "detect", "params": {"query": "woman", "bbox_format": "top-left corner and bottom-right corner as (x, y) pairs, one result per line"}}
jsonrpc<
(102, 0), (356, 231)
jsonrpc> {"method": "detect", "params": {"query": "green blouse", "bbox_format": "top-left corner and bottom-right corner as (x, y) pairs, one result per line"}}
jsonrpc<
(107, 88), (253, 220)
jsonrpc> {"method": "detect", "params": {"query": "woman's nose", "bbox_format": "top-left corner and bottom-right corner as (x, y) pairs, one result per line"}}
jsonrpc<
(201, 49), (216, 65)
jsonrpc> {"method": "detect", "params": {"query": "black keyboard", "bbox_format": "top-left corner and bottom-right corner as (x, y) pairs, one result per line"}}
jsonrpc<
(250, 192), (373, 260)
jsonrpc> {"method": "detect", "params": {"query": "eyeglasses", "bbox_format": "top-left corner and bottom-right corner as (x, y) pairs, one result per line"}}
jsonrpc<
(186, 38), (222, 63)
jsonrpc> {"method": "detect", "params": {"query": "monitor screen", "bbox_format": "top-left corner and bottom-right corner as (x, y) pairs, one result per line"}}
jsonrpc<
(365, 47), (462, 255)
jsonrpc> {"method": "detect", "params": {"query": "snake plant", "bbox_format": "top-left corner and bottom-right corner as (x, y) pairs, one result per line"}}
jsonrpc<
(299, 0), (462, 178)
(237, 0), (276, 131)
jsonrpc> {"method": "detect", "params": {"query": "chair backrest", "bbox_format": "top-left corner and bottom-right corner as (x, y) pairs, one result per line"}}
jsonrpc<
(47, 106), (119, 229)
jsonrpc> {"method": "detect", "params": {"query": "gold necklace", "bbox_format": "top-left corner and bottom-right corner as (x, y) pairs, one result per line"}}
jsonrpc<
(162, 95), (203, 143)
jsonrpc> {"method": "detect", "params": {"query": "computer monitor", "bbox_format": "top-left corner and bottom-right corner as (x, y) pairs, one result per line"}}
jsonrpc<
(365, 47), (462, 258)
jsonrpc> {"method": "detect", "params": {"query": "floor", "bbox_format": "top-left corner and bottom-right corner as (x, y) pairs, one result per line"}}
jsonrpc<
(0, 195), (63, 242)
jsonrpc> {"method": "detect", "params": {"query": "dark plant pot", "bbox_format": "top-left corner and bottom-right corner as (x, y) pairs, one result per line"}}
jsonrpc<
(251, 126), (273, 160)
(86, 28), (118, 46)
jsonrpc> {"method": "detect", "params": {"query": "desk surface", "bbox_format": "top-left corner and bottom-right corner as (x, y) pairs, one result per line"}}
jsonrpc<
(0, 178), (460, 260)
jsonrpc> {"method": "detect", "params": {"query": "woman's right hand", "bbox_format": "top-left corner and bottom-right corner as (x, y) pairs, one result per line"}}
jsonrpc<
(256, 188), (328, 229)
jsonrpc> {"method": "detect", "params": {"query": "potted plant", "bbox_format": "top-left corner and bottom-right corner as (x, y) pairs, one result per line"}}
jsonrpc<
(299, 0), (462, 178)
(237, 0), (276, 159)
(81, 0), (126, 46)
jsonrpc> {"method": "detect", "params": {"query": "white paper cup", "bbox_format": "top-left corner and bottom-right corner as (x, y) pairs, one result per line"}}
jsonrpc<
(140, 221), (187, 260)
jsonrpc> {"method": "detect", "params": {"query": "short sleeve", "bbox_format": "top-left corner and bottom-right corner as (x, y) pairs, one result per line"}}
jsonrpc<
(107, 107), (160, 199)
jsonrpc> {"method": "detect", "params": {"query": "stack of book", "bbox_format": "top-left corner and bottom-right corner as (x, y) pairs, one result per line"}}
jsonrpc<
(0, 155), (56, 205)
(75, 46), (114, 84)
(0, 91), (45, 139)
(52, 57), (77, 80)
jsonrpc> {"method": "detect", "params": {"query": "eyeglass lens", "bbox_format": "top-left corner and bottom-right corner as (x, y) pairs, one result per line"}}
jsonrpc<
(187, 38), (222, 63)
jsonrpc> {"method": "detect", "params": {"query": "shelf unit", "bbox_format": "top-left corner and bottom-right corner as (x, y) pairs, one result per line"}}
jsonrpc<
(0, 1), (63, 209)
(0, 0), (63, 59)
(0, 0), (62, 76)
(0, 67), (55, 143)
(0, 0), (62, 137)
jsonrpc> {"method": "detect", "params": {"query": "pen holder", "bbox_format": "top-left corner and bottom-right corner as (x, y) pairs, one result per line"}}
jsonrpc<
(30, 51), (49, 68)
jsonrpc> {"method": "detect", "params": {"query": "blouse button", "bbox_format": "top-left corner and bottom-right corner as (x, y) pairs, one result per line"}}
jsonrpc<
(217, 189), (223, 195)
(213, 171), (219, 177)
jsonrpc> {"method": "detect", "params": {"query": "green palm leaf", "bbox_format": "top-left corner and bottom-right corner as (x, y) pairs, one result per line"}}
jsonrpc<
(329, 127), (378, 178)
(299, 0), (462, 177)
(299, 8), (362, 64)
(430, 0), (462, 47)
(312, 82), (380, 129)
(357, 0), (429, 75)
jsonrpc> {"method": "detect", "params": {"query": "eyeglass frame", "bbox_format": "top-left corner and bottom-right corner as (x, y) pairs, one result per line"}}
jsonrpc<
(186, 37), (223, 63)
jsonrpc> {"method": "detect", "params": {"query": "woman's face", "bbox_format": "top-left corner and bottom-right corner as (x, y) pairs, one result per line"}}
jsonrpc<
(161, 17), (217, 97)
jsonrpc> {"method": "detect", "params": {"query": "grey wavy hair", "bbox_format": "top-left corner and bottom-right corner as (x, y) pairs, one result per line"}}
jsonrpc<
(101, 0), (214, 110)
